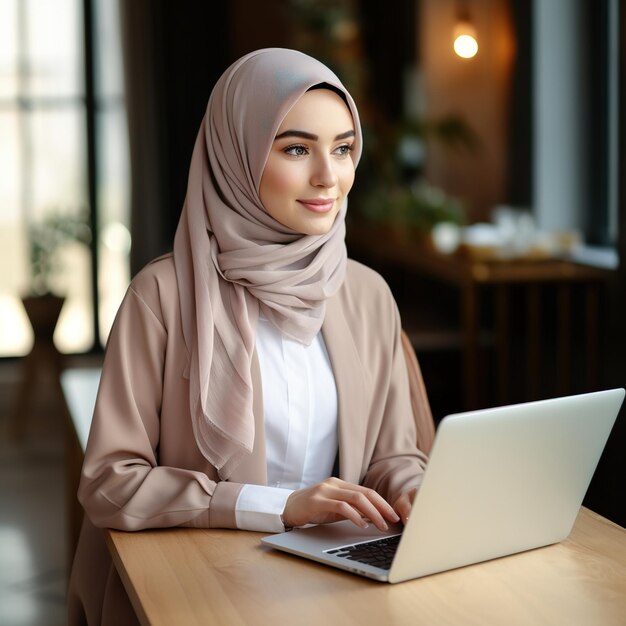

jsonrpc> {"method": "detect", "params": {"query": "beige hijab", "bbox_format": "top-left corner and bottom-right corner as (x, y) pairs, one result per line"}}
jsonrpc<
(173, 48), (363, 478)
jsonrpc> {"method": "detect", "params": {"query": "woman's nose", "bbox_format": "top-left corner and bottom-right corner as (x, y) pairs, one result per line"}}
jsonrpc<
(310, 156), (338, 188)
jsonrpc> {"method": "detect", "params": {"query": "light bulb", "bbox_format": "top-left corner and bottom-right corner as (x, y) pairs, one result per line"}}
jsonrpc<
(453, 21), (478, 59)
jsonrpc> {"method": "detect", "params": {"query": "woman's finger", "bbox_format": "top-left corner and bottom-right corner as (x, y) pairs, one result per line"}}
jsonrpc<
(393, 487), (418, 525)
(329, 487), (393, 531)
(326, 479), (400, 523)
(282, 479), (399, 530)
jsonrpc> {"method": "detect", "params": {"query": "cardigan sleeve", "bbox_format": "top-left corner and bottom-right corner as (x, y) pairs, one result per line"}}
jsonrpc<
(77, 284), (242, 531)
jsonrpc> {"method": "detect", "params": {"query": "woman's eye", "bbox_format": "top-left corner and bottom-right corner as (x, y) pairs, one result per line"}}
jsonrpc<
(334, 144), (353, 157)
(284, 144), (309, 157)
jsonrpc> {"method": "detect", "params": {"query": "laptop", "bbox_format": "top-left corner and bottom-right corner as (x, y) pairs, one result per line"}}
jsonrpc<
(261, 388), (625, 583)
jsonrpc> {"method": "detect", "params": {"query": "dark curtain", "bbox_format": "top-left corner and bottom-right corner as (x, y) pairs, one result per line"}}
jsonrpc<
(585, 1), (626, 528)
(119, 0), (229, 277)
(119, 0), (163, 277)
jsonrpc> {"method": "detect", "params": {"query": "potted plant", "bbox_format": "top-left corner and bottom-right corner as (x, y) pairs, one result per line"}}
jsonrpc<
(347, 109), (478, 245)
(23, 208), (91, 343)
(358, 177), (466, 243)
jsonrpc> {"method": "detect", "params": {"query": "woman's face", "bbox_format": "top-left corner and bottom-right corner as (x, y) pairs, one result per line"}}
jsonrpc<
(260, 88), (356, 236)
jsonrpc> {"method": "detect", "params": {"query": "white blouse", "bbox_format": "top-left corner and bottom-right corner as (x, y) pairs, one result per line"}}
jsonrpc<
(234, 316), (338, 532)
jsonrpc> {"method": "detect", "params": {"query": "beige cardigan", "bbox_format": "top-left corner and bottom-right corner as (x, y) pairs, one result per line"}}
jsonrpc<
(67, 255), (428, 625)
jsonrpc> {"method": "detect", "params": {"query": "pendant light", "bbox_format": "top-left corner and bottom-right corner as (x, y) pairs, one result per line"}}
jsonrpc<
(453, 2), (478, 59)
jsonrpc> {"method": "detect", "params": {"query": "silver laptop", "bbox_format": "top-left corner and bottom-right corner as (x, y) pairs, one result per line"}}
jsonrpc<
(261, 388), (625, 583)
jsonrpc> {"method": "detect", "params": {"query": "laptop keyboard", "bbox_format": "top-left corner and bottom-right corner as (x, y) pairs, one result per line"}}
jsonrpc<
(325, 534), (401, 570)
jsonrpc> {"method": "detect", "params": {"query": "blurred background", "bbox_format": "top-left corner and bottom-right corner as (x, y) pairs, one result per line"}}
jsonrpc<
(0, 1), (624, 623)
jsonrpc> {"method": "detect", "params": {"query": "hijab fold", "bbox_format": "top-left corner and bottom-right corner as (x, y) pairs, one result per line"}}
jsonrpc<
(173, 48), (362, 478)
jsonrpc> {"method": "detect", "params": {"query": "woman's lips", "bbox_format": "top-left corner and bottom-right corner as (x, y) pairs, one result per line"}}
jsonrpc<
(297, 198), (336, 213)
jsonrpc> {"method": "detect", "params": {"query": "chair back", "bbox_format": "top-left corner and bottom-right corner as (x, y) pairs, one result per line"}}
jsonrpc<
(400, 329), (436, 454)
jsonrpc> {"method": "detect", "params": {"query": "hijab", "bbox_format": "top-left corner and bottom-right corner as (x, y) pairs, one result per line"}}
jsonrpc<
(173, 48), (362, 478)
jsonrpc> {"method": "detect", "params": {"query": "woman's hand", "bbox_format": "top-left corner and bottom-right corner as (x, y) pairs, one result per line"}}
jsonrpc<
(282, 477), (400, 531)
(393, 487), (418, 525)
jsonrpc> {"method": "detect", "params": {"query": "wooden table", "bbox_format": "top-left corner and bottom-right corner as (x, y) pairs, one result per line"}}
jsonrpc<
(347, 223), (610, 410)
(106, 507), (626, 626)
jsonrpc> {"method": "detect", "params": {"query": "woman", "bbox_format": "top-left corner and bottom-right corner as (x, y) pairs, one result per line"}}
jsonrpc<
(68, 47), (428, 625)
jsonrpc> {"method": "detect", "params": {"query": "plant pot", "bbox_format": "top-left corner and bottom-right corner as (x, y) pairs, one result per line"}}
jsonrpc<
(21, 293), (66, 343)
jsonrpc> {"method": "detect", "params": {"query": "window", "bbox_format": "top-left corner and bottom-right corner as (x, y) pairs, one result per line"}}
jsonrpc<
(93, 0), (131, 345)
(533, 0), (620, 258)
(0, 0), (130, 356)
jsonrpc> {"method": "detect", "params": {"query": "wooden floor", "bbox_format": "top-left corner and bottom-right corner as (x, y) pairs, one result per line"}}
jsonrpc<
(0, 355), (101, 626)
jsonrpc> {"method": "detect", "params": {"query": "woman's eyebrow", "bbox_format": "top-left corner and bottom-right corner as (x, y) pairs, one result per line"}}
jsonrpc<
(275, 130), (318, 141)
(274, 129), (356, 141)
(335, 130), (355, 140)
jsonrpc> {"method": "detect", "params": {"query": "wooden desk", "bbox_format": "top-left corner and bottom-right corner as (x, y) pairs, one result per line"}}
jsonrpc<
(347, 223), (610, 410)
(106, 507), (626, 626)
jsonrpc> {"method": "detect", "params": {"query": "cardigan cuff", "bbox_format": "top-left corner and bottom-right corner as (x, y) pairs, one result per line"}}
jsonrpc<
(207, 481), (243, 529)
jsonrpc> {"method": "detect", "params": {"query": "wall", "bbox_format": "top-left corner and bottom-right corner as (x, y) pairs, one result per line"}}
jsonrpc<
(419, 0), (516, 223)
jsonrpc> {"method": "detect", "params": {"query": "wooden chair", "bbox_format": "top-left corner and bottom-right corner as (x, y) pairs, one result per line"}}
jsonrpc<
(401, 329), (436, 454)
